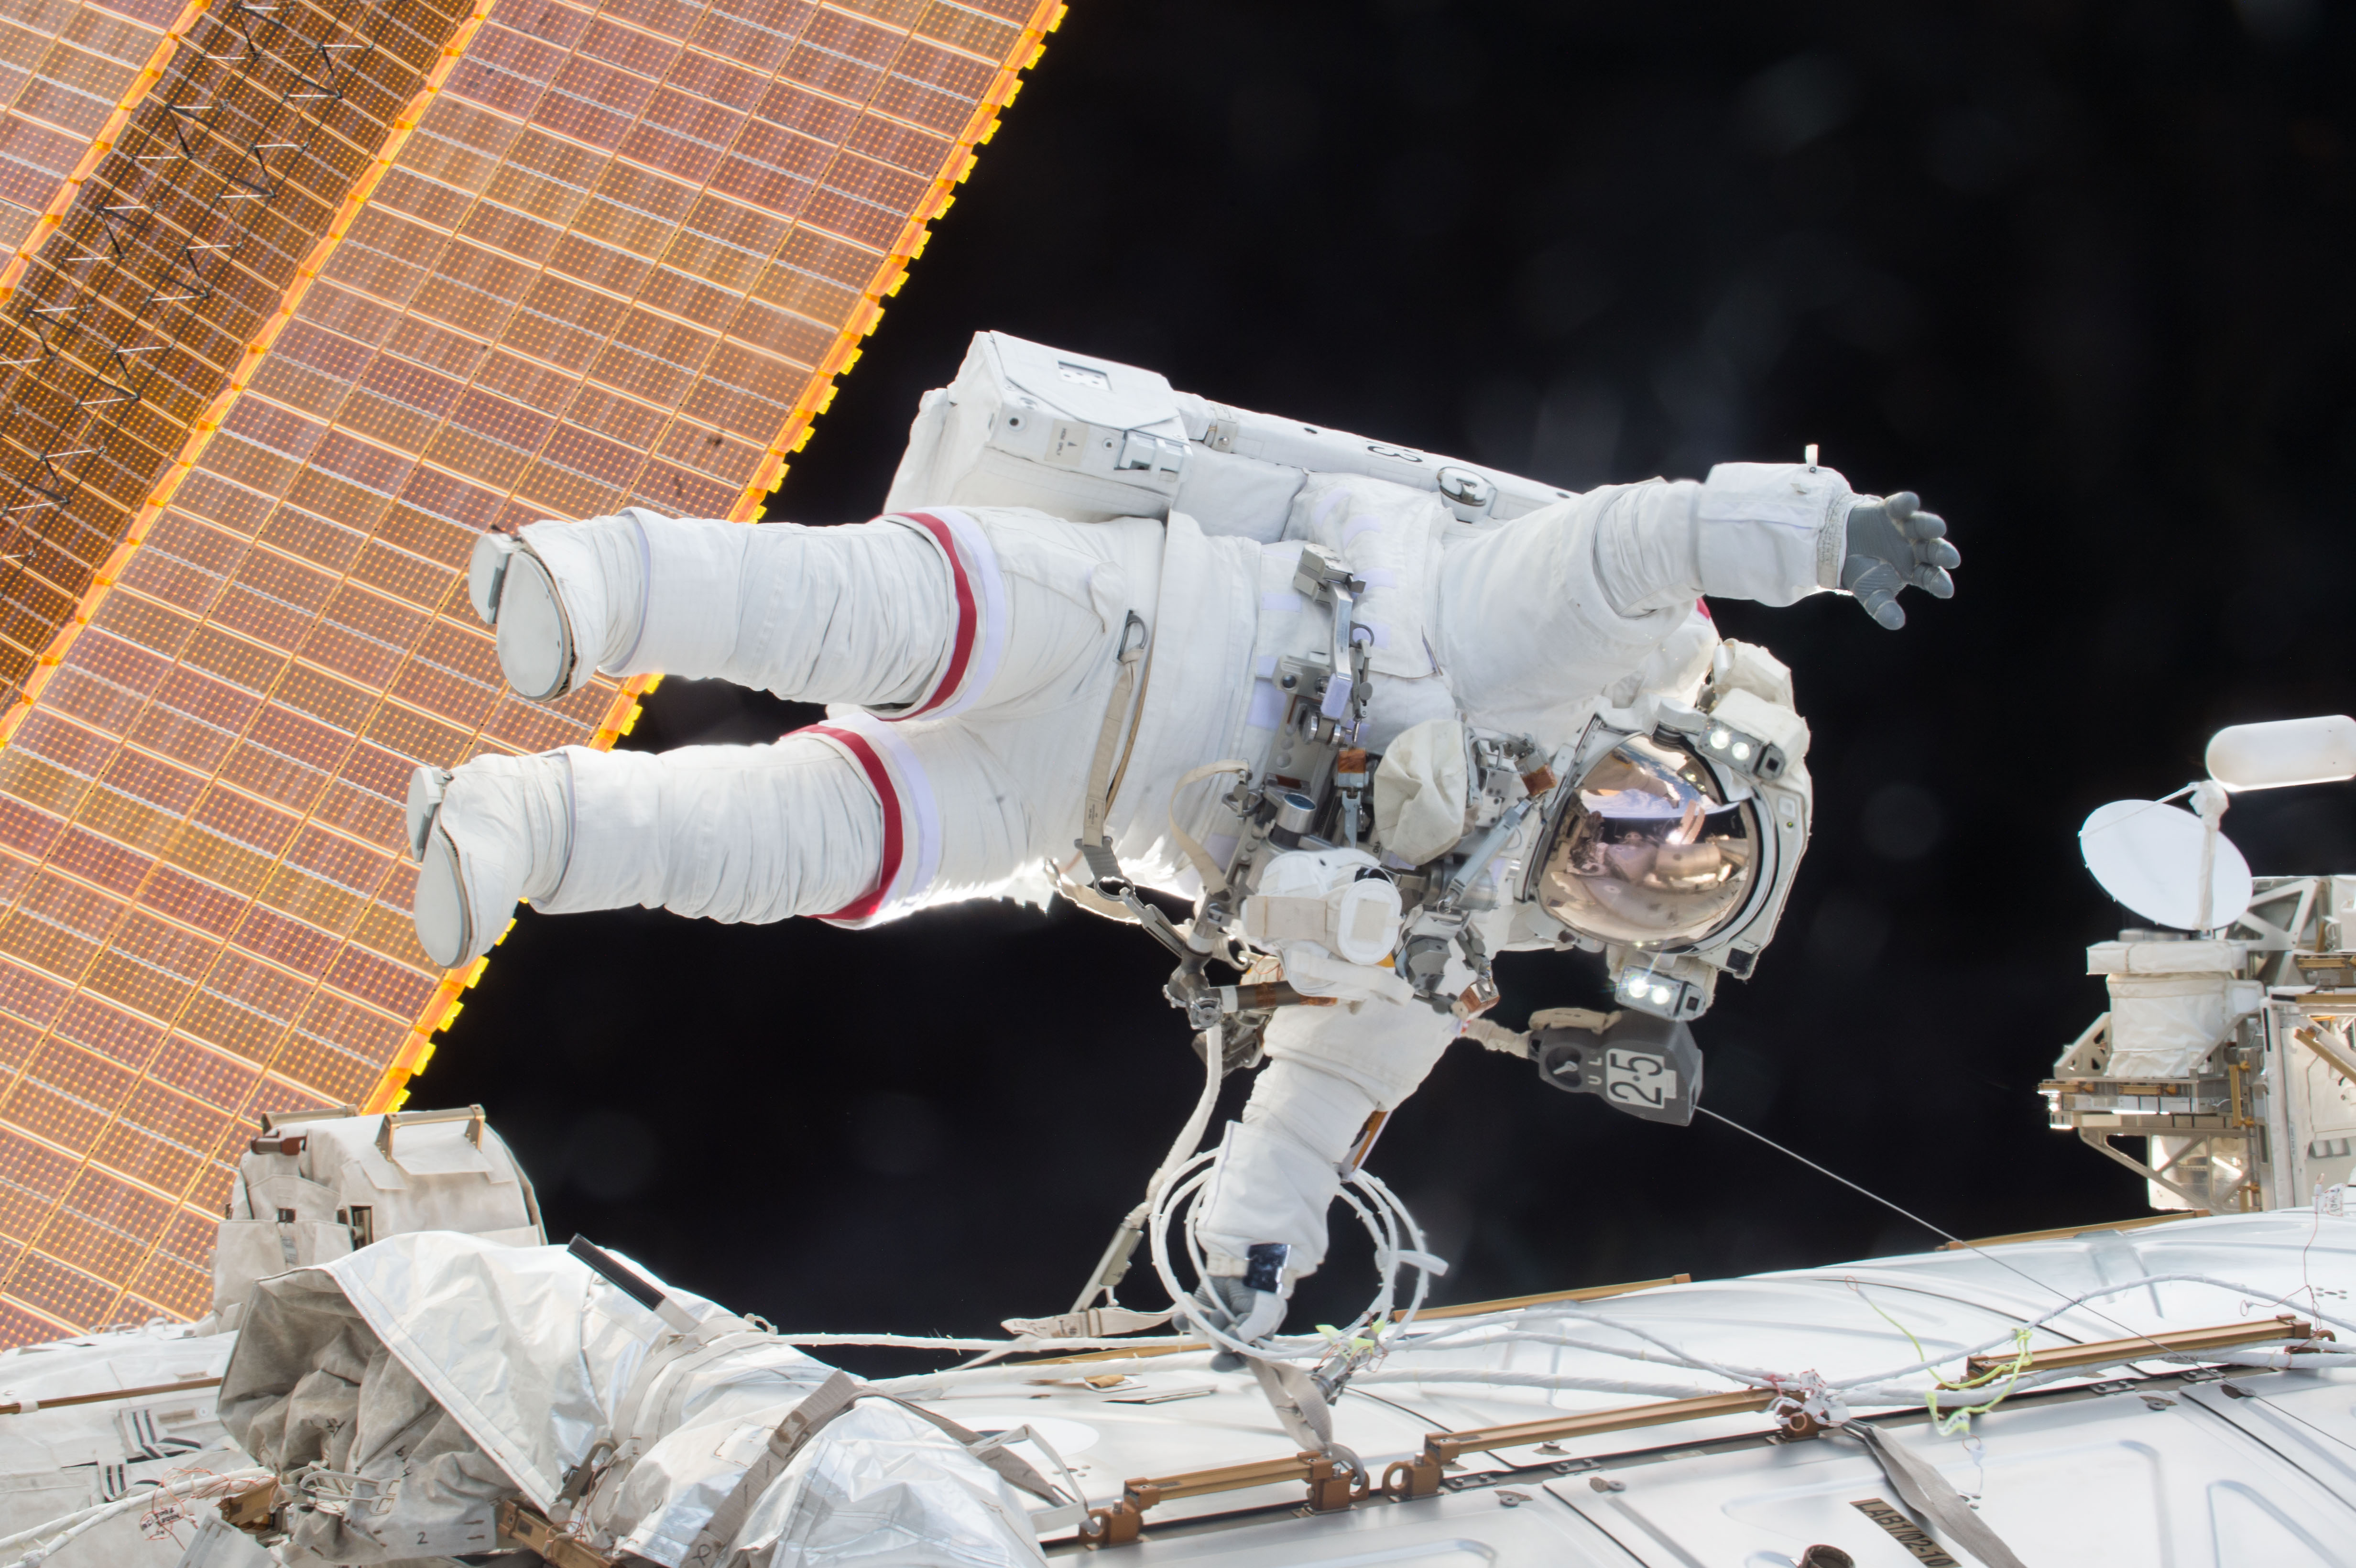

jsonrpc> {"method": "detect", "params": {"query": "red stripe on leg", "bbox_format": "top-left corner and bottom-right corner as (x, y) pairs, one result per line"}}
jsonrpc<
(894, 510), (977, 718)
(809, 724), (902, 922)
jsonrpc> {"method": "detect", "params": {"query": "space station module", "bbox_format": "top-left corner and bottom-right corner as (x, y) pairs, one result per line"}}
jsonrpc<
(2050, 718), (2356, 1215)
(411, 332), (1956, 1321)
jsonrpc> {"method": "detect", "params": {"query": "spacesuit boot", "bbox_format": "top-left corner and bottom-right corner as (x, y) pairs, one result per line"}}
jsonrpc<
(406, 752), (575, 967)
(469, 515), (649, 700)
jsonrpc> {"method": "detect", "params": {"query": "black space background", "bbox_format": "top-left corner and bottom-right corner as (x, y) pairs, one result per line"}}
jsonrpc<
(419, 1), (2355, 1353)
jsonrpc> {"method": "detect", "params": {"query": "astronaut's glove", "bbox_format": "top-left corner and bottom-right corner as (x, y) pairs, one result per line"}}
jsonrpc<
(1839, 492), (1958, 630)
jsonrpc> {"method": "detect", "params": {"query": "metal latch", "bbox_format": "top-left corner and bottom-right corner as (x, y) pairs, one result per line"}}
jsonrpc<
(1117, 429), (1185, 478)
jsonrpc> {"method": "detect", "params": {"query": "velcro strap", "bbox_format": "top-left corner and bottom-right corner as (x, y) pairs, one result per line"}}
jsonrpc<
(1000, 1304), (1174, 1340)
(680, 1370), (1071, 1567)
(681, 1371), (864, 1568)
(1245, 894), (1332, 944)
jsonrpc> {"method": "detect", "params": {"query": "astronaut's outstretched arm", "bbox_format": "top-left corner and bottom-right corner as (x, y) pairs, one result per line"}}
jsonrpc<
(1585, 462), (1956, 620)
(1435, 464), (1956, 723)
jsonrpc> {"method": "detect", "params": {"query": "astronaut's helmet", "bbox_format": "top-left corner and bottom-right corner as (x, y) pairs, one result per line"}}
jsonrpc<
(1532, 733), (1757, 947)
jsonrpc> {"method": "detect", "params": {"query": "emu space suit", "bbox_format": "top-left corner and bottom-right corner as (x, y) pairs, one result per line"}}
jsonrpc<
(413, 422), (1952, 1328)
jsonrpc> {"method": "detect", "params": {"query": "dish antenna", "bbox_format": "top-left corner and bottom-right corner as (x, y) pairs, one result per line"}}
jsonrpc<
(2080, 715), (2356, 934)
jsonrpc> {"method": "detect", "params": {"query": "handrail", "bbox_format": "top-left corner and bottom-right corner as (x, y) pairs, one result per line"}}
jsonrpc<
(1069, 1315), (2324, 1545)
(1937, 1212), (2206, 1250)
(1963, 1315), (2316, 1380)
(1381, 1387), (1789, 1501)
(1408, 1274), (1692, 1321)
(1079, 1451), (1357, 1546)
(0, 1372), (218, 1416)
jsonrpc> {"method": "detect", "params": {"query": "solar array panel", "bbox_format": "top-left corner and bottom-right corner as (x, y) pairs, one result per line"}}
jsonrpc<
(0, 0), (1060, 1342)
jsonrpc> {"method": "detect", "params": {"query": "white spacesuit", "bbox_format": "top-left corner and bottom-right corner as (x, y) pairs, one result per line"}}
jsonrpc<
(410, 334), (1957, 1342)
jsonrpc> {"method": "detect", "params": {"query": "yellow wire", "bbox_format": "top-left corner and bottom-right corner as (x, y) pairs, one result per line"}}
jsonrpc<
(1848, 1279), (2036, 1435)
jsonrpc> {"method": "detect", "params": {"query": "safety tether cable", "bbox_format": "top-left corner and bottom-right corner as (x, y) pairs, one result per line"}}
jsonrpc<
(1696, 1104), (2322, 1383)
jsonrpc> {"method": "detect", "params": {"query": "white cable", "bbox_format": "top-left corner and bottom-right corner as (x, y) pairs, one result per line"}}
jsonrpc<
(1346, 1369), (1723, 1399)
(0, 1441), (248, 1554)
(869, 1258), (2345, 1407)
(1398, 1307), (1772, 1385)
(1134, 1021), (1225, 1229)
(1812, 1273), (2356, 1391)
(1146, 1149), (1441, 1364)
(2206, 1348), (2356, 1370)
(0, 1465), (270, 1568)
(867, 1357), (1185, 1395)
(865, 1283), (2356, 1401)
(778, 1334), (1202, 1352)
(1385, 1271), (2356, 1394)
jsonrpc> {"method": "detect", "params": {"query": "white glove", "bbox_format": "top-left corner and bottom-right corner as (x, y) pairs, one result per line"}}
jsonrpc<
(1181, 1260), (1291, 1352)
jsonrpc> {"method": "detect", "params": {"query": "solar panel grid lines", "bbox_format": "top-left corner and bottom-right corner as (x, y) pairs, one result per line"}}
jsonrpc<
(0, 0), (496, 749)
(0, 0), (485, 708)
(0, 0), (385, 691)
(0, 0), (210, 303)
(0, 0), (499, 1328)
(0, 0), (1064, 1341)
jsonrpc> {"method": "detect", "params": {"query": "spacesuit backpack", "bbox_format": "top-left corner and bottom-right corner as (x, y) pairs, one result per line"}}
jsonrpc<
(884, 330), (1574, 541)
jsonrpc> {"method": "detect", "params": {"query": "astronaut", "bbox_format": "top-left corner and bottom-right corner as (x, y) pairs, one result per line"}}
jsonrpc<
(408, 334), (1957, 1343)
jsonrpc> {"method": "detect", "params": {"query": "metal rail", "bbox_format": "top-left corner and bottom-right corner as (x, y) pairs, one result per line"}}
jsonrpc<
(1963, 1314), (2316, 1380)
(1936, 1211), (2206, 1251)
(1075, 1315), (2323, 1546)
(0, 1372), (218, 1415)
(1079, 1451), (1358, 1546)
(1020, 1271), (1692, 1367)
(1378, 1388), (1789, 1502)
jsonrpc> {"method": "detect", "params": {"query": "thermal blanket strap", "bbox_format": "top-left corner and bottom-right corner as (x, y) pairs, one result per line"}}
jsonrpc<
(1079, 611), (1150, 873)
(1057, 610), (1151, 923)
(1001, 1304), (1175, 1340)
(1842, 1421), (2028, 1568)
(1167, 760), (1251, 897)
(682, 1370), (1069, 1566)
(1246, 1355), (1333, 1454)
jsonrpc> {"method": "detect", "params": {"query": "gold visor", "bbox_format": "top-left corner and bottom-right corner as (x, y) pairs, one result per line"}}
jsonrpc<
(1534, 734), (1756, 947)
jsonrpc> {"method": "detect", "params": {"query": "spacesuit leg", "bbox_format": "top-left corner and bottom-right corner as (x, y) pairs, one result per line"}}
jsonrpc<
(1191, 998), (1462, 1323)
(472, 508), (1135, 717)
(410, 705), (1091, 965)
(404, 735), (880, 964)
(543, 708), (1076, 923)
(473, 509), (949, 704)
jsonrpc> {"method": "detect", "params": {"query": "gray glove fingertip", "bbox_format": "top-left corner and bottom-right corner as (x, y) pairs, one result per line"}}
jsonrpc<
(1904, 510), (1946, 542)
(1926, 539), (1961, 569)
(1884, 491), (1919, 520)
(1872, 596), (1906, 629)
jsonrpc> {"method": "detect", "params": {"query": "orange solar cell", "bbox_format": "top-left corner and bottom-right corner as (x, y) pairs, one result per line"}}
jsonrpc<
(0, 0), (1061, 1341)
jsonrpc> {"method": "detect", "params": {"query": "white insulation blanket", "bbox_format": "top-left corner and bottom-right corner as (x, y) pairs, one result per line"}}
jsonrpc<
(218, 1233), (1047, 1567)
